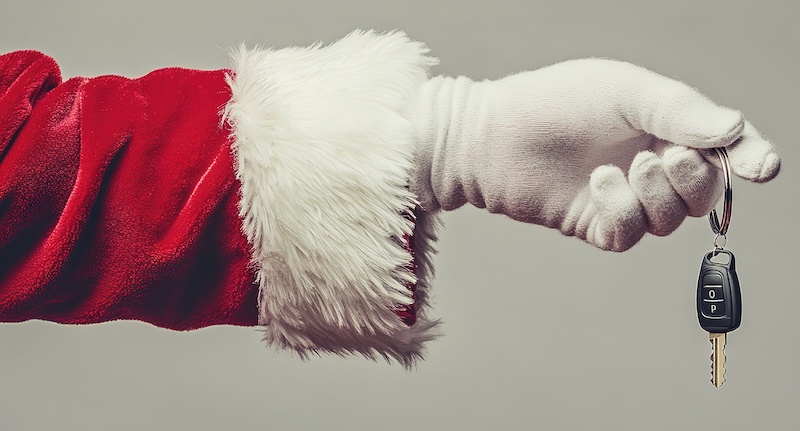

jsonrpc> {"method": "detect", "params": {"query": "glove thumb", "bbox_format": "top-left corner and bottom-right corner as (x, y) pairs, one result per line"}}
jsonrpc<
(625, 65), (780, 182)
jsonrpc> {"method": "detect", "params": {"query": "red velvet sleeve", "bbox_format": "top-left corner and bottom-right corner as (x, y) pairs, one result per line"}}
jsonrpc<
(0, 51), (259, 330)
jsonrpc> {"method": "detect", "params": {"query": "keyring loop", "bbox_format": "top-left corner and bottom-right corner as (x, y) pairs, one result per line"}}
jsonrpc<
(713, 233), (727, 251)
(708, 147), (733, 236)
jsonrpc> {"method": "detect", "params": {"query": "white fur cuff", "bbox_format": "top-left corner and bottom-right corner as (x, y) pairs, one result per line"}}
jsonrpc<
(223, 30), (440, 366)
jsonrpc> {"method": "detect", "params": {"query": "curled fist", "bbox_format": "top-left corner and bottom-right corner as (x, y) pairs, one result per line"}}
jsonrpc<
(412, 59), (781, 251)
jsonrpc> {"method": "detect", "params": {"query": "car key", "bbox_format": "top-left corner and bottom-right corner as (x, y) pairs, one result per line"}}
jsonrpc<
(697, 147), (741, 388)
(697, 249), (742, 387)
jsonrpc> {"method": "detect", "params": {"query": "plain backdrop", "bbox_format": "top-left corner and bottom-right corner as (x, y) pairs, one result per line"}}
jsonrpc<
(1, 1), (798, 430)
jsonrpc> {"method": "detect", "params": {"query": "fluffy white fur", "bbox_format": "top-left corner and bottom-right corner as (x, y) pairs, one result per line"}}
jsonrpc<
(223, 30), (441, 366)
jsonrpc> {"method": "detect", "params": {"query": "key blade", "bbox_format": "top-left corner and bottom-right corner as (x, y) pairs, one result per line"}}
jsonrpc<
(709, 332), (727, 387)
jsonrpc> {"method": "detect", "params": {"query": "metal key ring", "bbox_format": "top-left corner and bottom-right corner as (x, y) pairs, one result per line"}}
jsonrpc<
(709, 147), (732, 236)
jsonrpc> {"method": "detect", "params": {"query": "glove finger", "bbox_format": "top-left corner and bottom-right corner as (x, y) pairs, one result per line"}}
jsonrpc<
(662, 145), (724, 217)
(588, 165), (647, 251)
(626, 67), (745, 149)
(629, 150), (688, 236)
(701, 121), (781, 183)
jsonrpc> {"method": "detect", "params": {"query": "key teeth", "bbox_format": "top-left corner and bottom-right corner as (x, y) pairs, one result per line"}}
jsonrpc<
(710, 338), (727, 388)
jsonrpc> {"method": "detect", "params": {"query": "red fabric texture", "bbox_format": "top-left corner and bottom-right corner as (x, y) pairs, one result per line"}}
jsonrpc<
(0, 50), (258, 329)
(0, 50), (420, 332)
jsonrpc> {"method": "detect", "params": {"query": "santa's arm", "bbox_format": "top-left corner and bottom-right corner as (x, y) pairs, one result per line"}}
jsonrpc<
(0, 31), (440, 366)
(0, 30), (781, 366)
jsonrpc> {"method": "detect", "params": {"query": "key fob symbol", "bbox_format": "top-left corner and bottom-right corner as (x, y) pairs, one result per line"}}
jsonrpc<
(697, 249), (742, 334)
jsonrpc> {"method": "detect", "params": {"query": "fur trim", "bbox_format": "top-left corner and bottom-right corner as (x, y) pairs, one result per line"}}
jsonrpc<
(223, 30), (441, 366)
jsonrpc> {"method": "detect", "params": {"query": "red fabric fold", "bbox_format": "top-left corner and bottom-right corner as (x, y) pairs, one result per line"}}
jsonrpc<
(0, 51), (258, 330)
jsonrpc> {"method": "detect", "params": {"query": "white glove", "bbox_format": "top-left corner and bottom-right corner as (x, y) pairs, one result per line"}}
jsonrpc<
(411, 58), (781, 251)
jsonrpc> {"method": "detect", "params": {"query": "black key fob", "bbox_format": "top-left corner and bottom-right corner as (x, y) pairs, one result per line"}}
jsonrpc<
(697, 249), (742, 333)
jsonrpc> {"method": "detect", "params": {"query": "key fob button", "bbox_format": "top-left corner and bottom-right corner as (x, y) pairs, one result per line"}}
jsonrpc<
(703, 272), (724, 285)
(702, 300), (726, 318)
(703, 286), (724, 301)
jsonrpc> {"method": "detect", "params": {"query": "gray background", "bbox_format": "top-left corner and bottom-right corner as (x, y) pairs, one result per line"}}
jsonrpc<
(1, 1), (797, 430)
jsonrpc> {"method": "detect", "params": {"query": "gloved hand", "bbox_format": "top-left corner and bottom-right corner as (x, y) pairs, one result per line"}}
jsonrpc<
(411, 58), (781, 251)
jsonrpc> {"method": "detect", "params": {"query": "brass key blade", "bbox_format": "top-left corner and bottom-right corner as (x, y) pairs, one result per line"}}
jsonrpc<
(709, 332), (727, 387)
